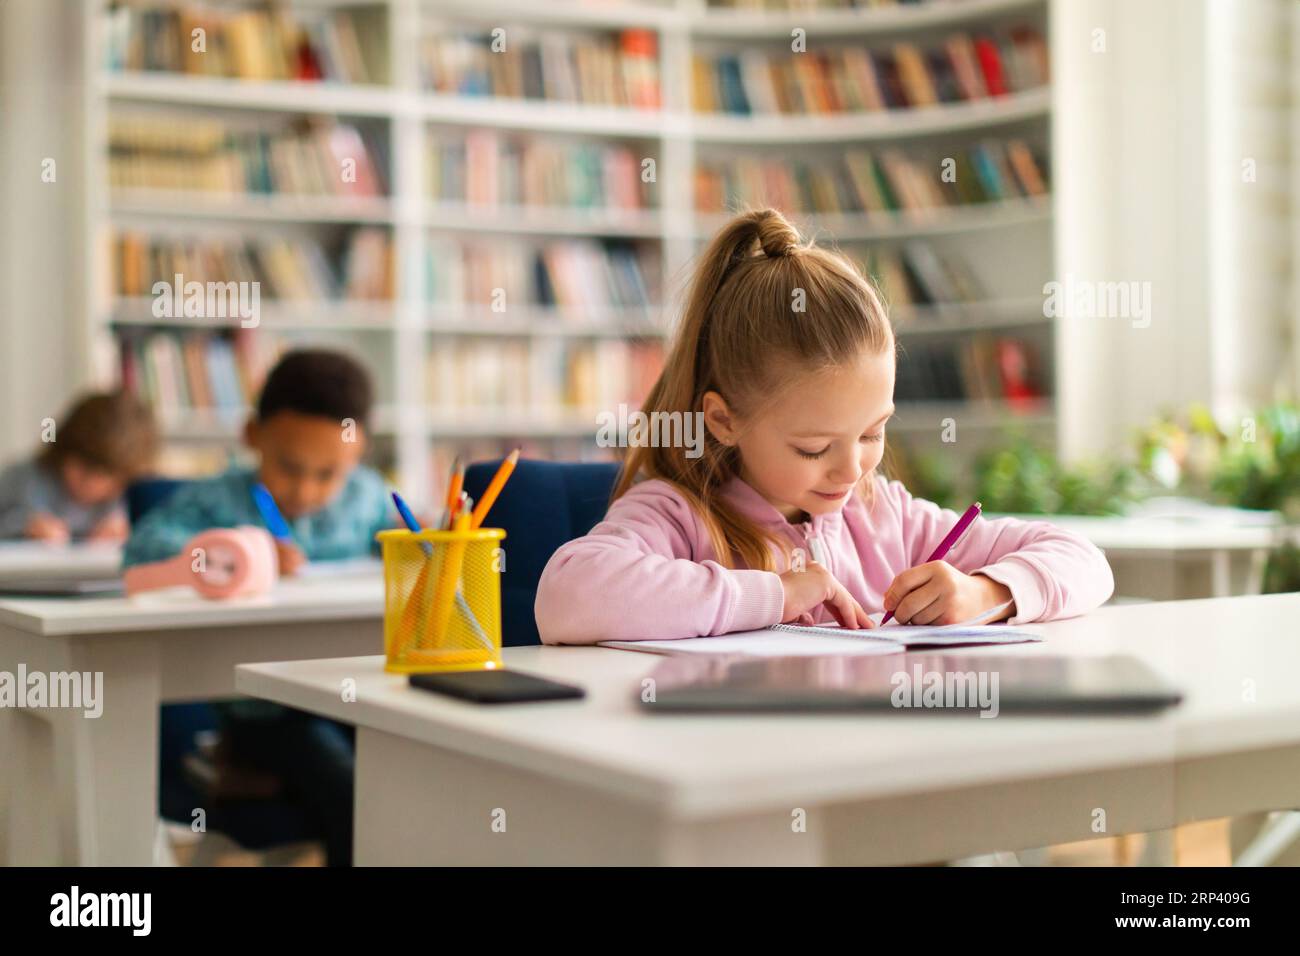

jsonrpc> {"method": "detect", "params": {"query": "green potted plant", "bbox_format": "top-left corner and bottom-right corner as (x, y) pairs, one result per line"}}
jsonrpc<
(1205, 402), (1300, 592)
(904, 428), (1142, 516)
(907, 402), (1300, 593)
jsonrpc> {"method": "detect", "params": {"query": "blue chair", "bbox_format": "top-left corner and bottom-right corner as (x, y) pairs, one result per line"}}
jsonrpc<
(463, 459), (621, 646)
(126, 477), (324, 863)
(125, 477), (183, 526)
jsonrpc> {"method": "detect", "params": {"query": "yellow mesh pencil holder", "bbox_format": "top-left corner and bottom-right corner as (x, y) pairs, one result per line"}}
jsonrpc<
(378, 527), (506, 674)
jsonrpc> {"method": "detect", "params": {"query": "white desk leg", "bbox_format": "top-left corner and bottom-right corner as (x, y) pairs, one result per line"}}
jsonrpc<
(354, 727), (823, 865)
(1233, 811), (1300, 866)
(50, 636), (161, 866)
(1246, 547), (1269, 595)
(0, 624), (67, 864)
(0, 709), (50, 864)
(1211, 550), (1231, 598)
(1137, 828), (1176, 866)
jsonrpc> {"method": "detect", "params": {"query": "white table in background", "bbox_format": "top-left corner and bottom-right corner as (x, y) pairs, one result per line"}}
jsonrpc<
(0, 570), (384, 866)
(237, 592), (1300, 866)
(993, 500), (1285, 599)
(0, 540), (122, 583)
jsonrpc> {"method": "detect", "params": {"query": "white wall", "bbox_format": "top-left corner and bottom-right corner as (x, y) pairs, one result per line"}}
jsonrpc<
(1054, 0), (1298, 462)
(1206, 0), (1298, 423)
(1054, 0), (1213, 462)
(0, 0), (95, 463)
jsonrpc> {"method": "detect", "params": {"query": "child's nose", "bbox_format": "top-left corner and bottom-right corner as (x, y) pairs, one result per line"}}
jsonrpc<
(827, 454), (862, 485)
(282, 482), (314, 509)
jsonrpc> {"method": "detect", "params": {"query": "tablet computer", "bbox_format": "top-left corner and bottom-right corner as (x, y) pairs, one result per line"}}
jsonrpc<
(0, 576), (124, 597)
(641, 653), (1182, 715)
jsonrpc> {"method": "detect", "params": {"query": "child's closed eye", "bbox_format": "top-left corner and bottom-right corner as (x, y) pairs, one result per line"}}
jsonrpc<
(795, 446), (830, 460)
(794, 433), (884, 459)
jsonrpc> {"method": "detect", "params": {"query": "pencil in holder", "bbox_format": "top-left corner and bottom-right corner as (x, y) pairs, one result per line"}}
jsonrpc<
(377, 527), (506, 674)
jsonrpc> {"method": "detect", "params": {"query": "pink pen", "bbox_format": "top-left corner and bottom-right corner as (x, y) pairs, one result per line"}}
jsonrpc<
(881, 500), (983, 625)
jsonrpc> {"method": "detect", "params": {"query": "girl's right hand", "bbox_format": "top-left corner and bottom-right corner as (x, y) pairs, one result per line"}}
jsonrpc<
(778, 563), (874, 629)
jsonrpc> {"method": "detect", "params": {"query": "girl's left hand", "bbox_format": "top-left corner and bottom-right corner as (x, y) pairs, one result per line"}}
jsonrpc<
(882, 561), (1015, 625)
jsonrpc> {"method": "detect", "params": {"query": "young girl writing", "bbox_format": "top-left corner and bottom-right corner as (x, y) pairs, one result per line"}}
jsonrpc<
(0, 390), (157, 542)
(535, 208), (1113, 644)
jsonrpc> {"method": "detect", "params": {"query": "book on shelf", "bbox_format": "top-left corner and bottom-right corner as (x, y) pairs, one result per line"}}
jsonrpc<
(426, 339), (664, 419)
(692, 26), (1047, 114)
(695, 137), (1048, 216)
(119, 329), (282, 418)
(425, 239), (661, 320)
(564, 339), (664, 412)
(421, 26), (660, 108)
(104, 3), (388, 84)
(429, 131), (655, 212)
(895, 336), (1044, 404)
(112, 229), (394, 305)
(858, 242), (986, 308)
(108, 113), (389, 198)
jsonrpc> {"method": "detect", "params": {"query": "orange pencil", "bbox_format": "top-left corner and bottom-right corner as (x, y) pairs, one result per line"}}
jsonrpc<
(448, 489), (468, 526)
(470, 449), (519, 529)
(441, 457), (465, 529)
(429, 509), (473, 646)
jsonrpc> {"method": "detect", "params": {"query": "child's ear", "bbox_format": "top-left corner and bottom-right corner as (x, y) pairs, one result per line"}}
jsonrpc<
(701, 391), (737, 447)
(242, 417), (260, 451)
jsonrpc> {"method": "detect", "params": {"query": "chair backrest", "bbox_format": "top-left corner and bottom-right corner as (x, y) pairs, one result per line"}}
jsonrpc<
(463, 459), (621, 646)
(126, 477), (185, 526)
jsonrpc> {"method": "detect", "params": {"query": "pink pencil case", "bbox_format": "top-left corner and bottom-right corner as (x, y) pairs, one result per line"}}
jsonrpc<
(124, 526), (279, 600)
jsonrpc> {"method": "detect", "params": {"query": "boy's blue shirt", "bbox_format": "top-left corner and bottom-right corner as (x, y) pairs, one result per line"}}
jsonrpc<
(122, 465), (393, 568)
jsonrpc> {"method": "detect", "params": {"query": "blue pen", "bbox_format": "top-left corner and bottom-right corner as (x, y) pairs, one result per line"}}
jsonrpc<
(390, 491), (490, 650)
(391, 492), (431, 556)
(252, 483), (294, 542)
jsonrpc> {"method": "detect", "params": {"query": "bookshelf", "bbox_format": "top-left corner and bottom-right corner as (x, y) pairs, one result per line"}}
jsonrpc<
(83, 0), (1056, 507)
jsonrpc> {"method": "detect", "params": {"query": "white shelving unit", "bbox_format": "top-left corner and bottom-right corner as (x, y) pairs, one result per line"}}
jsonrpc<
(83, 0), (1055, 503)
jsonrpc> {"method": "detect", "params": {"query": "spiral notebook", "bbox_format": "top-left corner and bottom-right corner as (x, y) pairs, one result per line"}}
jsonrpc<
(600, 602), (1041, 658)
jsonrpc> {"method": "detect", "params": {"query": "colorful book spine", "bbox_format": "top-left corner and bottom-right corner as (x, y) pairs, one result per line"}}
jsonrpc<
(426, 339), (665, 417)
(428, 133), (654, 211)
(695, 139), (1048, 215)
(421, 27), (660, 108)
(693, 27), (1047, 115)
(105, 3), (387, 84)
(108, 114), (389, 197)
(425, 239), (660, 317)
(118, 330), (286, 416)
(113, 229), (394, 303)
(895, 336), (1044, 404)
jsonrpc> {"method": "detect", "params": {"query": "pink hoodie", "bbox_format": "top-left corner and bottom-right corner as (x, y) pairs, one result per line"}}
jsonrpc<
(535, 473), (1114, 645)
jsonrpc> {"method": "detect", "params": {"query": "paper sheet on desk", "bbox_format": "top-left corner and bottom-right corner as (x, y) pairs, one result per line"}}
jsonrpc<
(294, 557), (384, 579)
(598, 602), (1040, 657)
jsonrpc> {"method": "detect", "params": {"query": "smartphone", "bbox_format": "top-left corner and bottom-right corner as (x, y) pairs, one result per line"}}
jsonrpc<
(409, 669), (585, 704)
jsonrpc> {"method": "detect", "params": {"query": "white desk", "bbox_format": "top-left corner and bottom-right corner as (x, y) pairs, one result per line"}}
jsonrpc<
(238, 593), (1300, 865)
(992, 502), (1285, 599)
(0, 573), (383, 865)
(0, 541), (122, 583)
